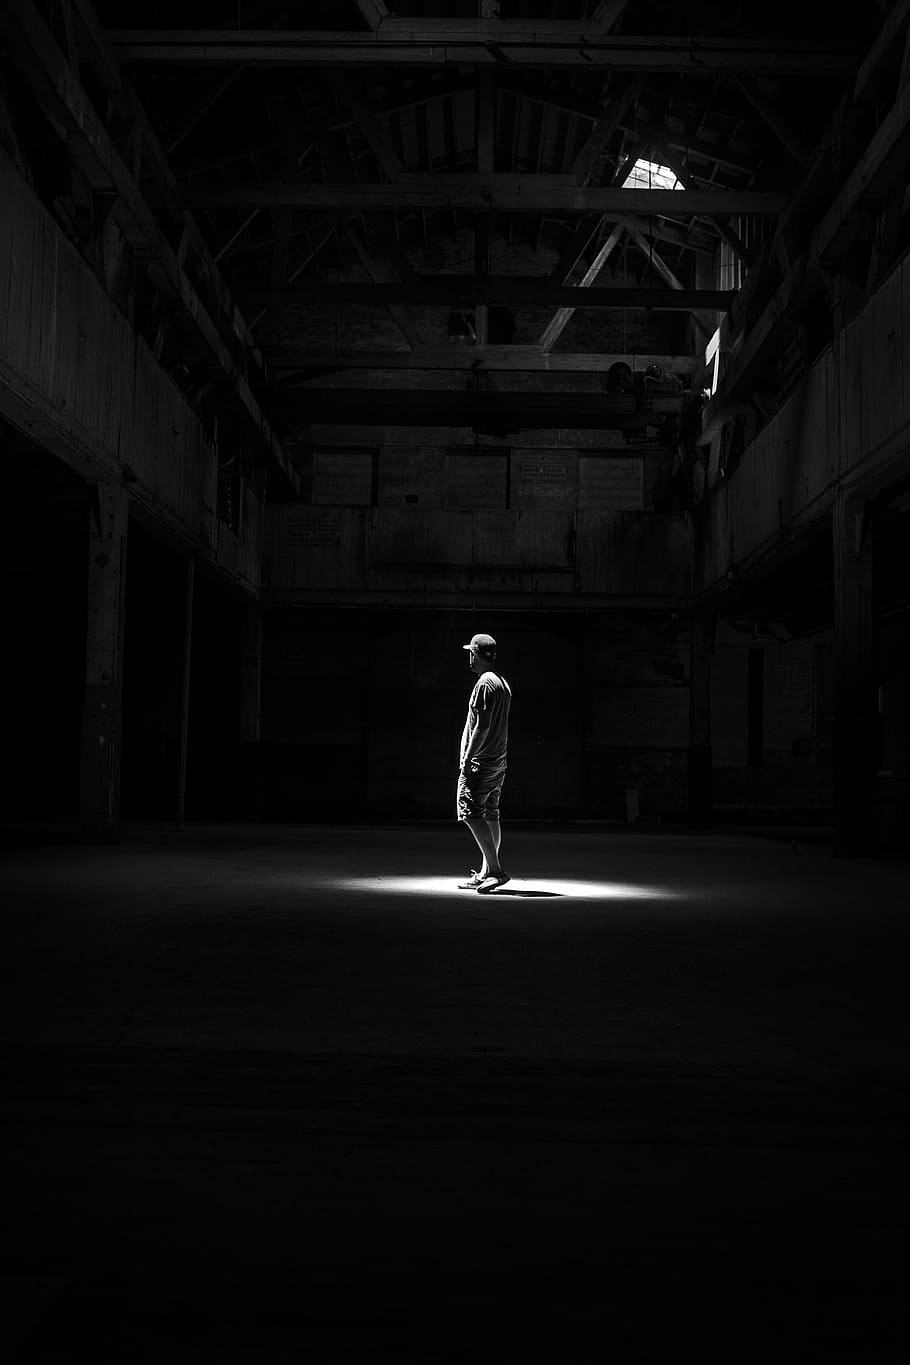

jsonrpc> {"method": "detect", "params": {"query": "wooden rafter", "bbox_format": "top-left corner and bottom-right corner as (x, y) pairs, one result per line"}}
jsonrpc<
(0, 0), (296, 488)
(627, 119), (757, 178)
(265, 348), (698, 373)
(621, 219), (716, 337)
(272, 388), (680, 428)
(589, 0), (630, 25)
(339, 220), (423, 349)
(354, 1), (390, 32)
(538, 149), (639, 351)
(809, 82), (910, 266)
(109, 31), (856, 76)
(260, 280), (734, 310)
(731, 77), (810, 167)
(569, 83), (640, 185)
(539, 222), (625, 350)
(187, 180), (785, 215)
(474, 69), (496, 343)
(334, 73), (402, 182)
(268, 113), (300, 299)
(646, 137), (754, 266)
(702, 55), (910, 441)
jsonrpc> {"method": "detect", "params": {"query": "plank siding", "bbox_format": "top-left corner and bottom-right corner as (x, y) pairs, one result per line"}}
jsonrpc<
(703, 252), (910, 589)
(577, 510), (692, 595)
(0, 149), (261, 592)
(265, 499), (691, 601)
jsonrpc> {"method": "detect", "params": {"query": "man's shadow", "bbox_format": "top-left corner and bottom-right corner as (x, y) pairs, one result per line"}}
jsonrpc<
(484, 888), (561, 898)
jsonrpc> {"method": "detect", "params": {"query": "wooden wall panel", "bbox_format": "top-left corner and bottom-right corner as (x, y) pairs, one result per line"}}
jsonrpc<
(369, 508), (472, 565)
(579, 454), (644, 510)
(0, 150), (260, 590)
(510, 448), (578, 508)
(704, 254), (910, 591)
(577, 510), (692, 595)
(515, 509), (575, 568)
(377, 446), (445, 506)
(446, 450), (508, 508)
(471, 511), (518, 566)
(314, 448), (374, 504)
(268, 505), (366, 590)
(586, 684), (689, 746)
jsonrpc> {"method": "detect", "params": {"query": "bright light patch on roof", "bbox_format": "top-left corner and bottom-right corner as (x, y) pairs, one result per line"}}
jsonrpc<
(623, 158), (684, 191)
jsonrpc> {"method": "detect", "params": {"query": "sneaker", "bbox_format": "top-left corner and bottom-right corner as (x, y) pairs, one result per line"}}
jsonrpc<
(458, 869), (486, 889)
(476, 872), (511, 894)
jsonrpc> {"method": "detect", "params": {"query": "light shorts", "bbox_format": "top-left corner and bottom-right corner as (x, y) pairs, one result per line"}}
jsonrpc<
(456, 769), (505, 822)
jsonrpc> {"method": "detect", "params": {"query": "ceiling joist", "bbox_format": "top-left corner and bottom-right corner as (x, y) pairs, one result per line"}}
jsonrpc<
(260, 280), (735, 311)
(187, 180), (784, 216)
(265, 348), (698, 374)
(108, 30), (856, 75)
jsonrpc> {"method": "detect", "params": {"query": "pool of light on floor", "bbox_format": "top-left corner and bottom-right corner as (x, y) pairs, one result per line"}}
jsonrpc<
(332, 875), (677, 900)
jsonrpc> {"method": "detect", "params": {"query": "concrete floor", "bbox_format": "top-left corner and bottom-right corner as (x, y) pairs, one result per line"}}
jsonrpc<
(1, 822), (907, 1363)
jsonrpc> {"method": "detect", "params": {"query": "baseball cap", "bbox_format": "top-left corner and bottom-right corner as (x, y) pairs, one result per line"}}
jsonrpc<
(462, 633), (497, 657)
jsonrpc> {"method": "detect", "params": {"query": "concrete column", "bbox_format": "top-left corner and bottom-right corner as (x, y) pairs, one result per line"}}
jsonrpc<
(80, 483), (128, 841)
(687, 613), (713, 827)
(239, 600), (263, 817)
(833, 488), (878, 856)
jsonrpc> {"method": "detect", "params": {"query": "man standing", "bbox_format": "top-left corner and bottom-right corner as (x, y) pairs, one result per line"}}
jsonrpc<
(457, 633), (511, 893)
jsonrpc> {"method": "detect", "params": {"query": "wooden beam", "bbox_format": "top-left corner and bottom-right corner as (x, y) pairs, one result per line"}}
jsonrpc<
(186, 179), (785, 215)
(474, 69), (496, 344)
(265, 347), (698, 373)
(474, 211), (493, 343)
(550, 214), (608, 283)
(627, 118), (757, 177)
(80, 484), (128, 842)
(29, 0), (272, 372)
(647, 138), (754, 265)
(262, 279), (735, 309)
(699, 19), (910, 445)
(168, 68), (244, 156)
(589, 0), (630, 25)
(569, 82), (639, 185)
(832, 488), (878, 856)
(854, 0), (910, 99)
(539, 221), (625, 350)
(809, 81), (910, 267)
(355, 0), (390, 31)
(0, 0), (295, 488)
(109, 30), (856, 75)
(476, 70), (496, 175)
(622, 219), (716, 336)
(338, 221), (423, 349)
(732, 77), (810, 167)
(268, 113), (300, 299)
(333, 73), (402, 181)
(538, 155), (640, 351)
(272, 389), (678, 428)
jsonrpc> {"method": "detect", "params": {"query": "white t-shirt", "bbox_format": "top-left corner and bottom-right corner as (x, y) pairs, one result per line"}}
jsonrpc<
(460, 670), (511, 773)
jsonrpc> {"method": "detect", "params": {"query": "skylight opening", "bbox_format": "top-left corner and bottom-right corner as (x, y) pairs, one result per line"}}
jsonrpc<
(622, 158), (684, 191)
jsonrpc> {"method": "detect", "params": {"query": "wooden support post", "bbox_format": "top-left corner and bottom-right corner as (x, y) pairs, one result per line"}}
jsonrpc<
(833, 489), (878, 856)
(240, 600), (263, 818)
(474, 210), (493, 344)
(79, 484), (128, 842)
(175, 555), (195, 831)
(687, 614), (713, 827)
